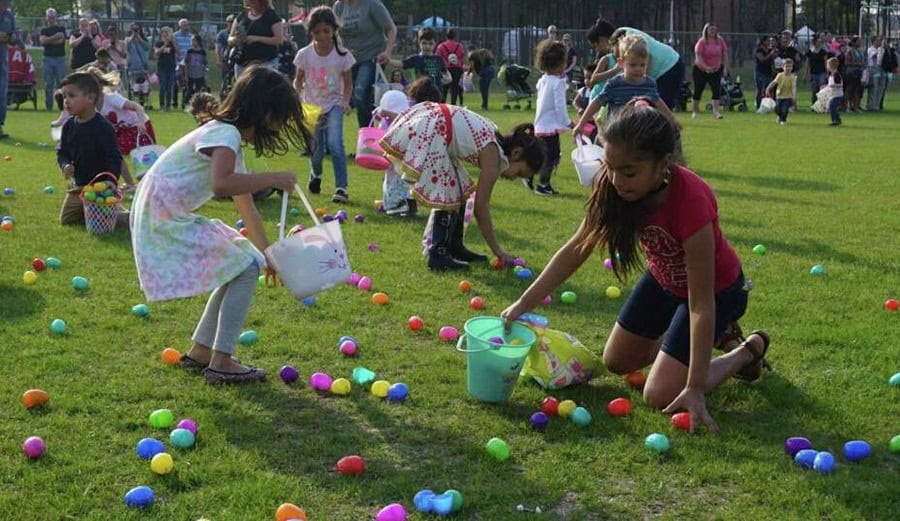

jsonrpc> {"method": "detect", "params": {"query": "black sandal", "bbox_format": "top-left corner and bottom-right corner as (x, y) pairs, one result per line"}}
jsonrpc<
(180, 354), (241, 371)
(735, 330), (771, 382)
(203, 366), (266, 384)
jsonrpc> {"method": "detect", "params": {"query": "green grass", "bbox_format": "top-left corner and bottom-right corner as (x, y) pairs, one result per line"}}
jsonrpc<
(1, 96), (899, 521)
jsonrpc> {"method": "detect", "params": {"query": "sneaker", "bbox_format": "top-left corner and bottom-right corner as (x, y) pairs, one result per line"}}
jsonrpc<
(829, 120), (842, 126)
(384, 201), (409, 216)
(308, 176), (322, 194)
(713, 112), (724, 120)
(779, 120), (786, 126)
(534, 184), (555, 196)
(332, 188), (349, 203)
(691, 112), (698, 119)
(521, 177), (534, 191)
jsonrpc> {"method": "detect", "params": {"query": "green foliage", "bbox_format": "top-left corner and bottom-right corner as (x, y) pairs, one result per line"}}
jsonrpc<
(11, 0), (65, 18)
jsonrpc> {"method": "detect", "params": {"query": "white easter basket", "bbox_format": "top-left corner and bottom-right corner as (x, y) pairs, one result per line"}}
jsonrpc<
(757, 97), (776, 114)
(571, 135), (605, 187)
(265, 185), (352, 300)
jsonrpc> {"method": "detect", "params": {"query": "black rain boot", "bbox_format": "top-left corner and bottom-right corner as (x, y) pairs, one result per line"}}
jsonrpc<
(427, 210), (469, 271)
(448, 206), (488, 263)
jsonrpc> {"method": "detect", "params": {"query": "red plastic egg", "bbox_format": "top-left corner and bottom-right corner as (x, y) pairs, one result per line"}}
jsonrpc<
(671, 412), (692, 431)
(491, 257), (505, 270)
(336, 455), (366, 476)
(541, 396), (559, 416)
(607, 397), (632, 417)
(31, 258), (47, 271)
(239, 227), (249, 236)
(408, 316), (424, 331)
(469, 296), (485, 310)
(886, 299), (899, 312)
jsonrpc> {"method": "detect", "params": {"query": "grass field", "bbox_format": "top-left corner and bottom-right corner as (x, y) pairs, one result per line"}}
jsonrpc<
(1, 95), (899, 521)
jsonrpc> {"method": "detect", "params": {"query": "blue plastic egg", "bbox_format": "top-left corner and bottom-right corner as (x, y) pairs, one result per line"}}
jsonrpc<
(843, 440), (871, 462)
(301, 296), (315, 307)
(238, 330), (259, 345)
(124, 486), (155, 508)
(517, 268), (533, 279)
(430, 493), (454, 516)
(131, 304), (150, 317)
(387, 382), (409, 402)
(413, 489), (435, 513)
(530, 411), (549, 430)
(235, 219), (244, 228)
(135, 438), (165, 460)
(794, 449), (818, 469)
(169, 428), (196, 449)
(571, 407), (593, 426)
(889, 373), (900, 387)
(813, 451), (836, 473)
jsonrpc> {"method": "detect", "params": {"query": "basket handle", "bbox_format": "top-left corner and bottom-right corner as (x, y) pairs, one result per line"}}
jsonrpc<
(277, 184), (320, 240)
(135, 126), (154, 149)
(375, 62), (389, 84)
(455, 334), (498, 354)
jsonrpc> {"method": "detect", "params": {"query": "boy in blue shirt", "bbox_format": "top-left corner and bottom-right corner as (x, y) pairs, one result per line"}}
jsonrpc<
(395, 27), (447, 89)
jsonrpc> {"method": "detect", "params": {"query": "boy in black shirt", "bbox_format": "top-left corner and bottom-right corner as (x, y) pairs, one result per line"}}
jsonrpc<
(56, 72), (128, 228)
(397, 28), (447, 88)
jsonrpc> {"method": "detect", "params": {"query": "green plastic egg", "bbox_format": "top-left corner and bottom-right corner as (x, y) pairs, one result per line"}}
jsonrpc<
(149, 408), (174, 429)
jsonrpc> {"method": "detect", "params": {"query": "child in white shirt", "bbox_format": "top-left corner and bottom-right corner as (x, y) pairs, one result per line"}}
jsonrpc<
(532, 39), (573, 196)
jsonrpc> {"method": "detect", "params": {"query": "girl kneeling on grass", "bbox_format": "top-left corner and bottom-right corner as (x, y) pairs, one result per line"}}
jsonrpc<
(130, 66), (312, 384)
(502, 102), (771, 432)
(380, 102), (546, 270)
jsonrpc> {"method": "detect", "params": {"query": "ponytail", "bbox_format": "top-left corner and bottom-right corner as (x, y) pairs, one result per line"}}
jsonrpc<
(496, 123), (545, 173)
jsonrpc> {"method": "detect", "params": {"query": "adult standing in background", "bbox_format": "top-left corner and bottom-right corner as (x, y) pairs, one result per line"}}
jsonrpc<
(436, 28), (465, 104)
(562, 33), (578, 82)
(334, 0), (397, 129)
(753, 36), (777, 109)
(230, 0), (284, 78)
(546, 25), (559, 41)
(468, 48), (494, 110)
(691, 22), (728, 119)
(104, 25), (128, 91)
(842, 36), (865, 112)
(173, 19), (194, 109)
(40, 8), (67, 112)
(806, 32), (830, 107)
(70, 18), (100, 71)
(865, 36), (886, 111)
(215, 14), (235, 89)
(0, 0), (13, 139)
(126, 23), (151, 101)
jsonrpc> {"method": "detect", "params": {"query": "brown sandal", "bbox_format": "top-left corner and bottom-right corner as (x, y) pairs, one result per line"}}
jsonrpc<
(716, 321), (744, 352)
(203, 366), (266, 384)
(180, 354), (241, 371)
(735, 330), (771, 382)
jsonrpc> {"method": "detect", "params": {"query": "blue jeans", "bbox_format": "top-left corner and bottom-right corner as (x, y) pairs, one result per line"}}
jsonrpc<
(158, 66), (175, 108)
(810, 72), (827, 106)
(43, 56), (66, 111)
(478, 66), (495, 109)
(0, 45), (8, 127)
(310, 105), (348, 190)
(828, 95), (843, 123)
(775, 98), (792, 122)
(754, 71), (773, 109)
(350, 59), (376, 128)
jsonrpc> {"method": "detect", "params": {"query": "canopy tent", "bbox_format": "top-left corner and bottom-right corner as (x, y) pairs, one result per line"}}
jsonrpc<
(414, 16), (453, 30)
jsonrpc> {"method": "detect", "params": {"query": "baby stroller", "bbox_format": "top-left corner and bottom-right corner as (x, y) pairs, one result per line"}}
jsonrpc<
(566, 67), (585, 104)
(498, 63), (533, 110)
(6, 46), (37, 110)
(128, 70), (152, 109)
(674, 80), (692, 112)
(707, 74), (748, 112)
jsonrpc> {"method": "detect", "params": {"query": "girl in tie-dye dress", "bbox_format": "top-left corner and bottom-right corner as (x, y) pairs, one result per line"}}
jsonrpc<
(380, 102), (546, 271)
(130, 66), (311, 384)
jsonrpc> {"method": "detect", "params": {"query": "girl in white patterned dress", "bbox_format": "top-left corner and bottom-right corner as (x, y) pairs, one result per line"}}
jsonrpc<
(380, 102), (546, 270)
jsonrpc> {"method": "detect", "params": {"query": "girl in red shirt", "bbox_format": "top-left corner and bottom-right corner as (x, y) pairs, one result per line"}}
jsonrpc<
(503, 101), (770, 433)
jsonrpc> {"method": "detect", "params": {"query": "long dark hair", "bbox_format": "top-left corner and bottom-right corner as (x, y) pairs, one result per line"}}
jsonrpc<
(496, 123), (545, 174)
(212, 65), (312, 157)
(576, 103), (676, 280)
(306, 5), (348, 56)
(586, 18), (615, 44)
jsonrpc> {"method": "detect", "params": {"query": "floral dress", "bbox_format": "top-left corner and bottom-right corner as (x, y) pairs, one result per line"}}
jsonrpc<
(130, 120), (265, 302)
(380, 102), (508, 210)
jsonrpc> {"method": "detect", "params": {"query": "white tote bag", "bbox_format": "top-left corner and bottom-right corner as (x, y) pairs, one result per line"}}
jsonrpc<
(570, 135), (605, 187)
(265, 185), (352, 300)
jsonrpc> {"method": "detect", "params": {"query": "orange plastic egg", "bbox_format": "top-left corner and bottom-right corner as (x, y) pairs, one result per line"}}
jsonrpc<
(372, 292), (389, 305)
(22, 389), (50, 409)
(161, 347), (181, 365)
(458, 280), (472, 293)
(624, 371), (646, 390)
(275, 502), (307, 521)
(314, 207), (327, 217)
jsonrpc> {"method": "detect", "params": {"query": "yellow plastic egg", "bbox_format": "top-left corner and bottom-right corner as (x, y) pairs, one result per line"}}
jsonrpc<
(23, 271), (38, 285)
(105, 196), (118, 205)
(606, 286), (622, 299)
(93, 182), (108, 192)
(150, 452), (174, 475)
(558, 400), (577, 417)
(371, 380), (391, 398)
(330, 378), (351, 395)
(509, 338), (524, 345)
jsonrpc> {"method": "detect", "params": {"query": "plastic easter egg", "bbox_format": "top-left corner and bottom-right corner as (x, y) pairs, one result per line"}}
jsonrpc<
(605, 286), (622, 299)
(387, 382), (409, 402)
(84, 191), (96, 202)
(813, 451), (835, 474)
(22, 389), (50, 409)
(176, 419), (198, 435)
(513, 257), (526, 267)
(289, 207), (300, 216)
(336, 335), (357, 346)
(279, 365), (299, 384)
(3, 187), (15, 195)
(645, 433), (671, 454)
(354, 214), (365, 223)
(561, 291), (577, 304)
(31, 258), (47, 271)
(124, 486), (155, 508)
(357, 276), (373, 291)
(276, 503), (308, 521)
(336, 455), (365, 476)
(491, 257), (505, 270)
(794, 449), (818, 469)
(375, 503), (408, 521)
(0, 221), (13, 231)
(517, 268), (533, 279)
(671, 412), (692, 431)
(235, 219), (244, 228)
(132, 304), (150, 317)
(890, 435), (900, 454)
(330, 378), (352, 395)
(352, 366), (376, 385)
(239, 227), (249, 236)
(371, 380), (391, 398)
(309, 372), (333, 392)
(843, 440), (871, 461)
(339, 340), (358, 356)
(136, 438), (165, 459)
(752, 244), (767, 255)
(23, 271), (37, 285)
(301, 296), (315, 306)
(884, 298), (899, 311)
(238, 330), (259, 345)
(335, 210), (348, 221)
(541, 397), (559, 416)
(469, 296), (485, 310)
(368, 243), (379, 252)
(348, 272), (361, 285)
(159, 347), (180, 365)
(44, 185), (55, 194)
(624, 371), (646, 389)
(46, 257), (61, 269)
(571, 407), (593, 426)
(408, 316), (424, 331)
(72, 276), (89, 291)
(22, 436), (45, 459)
(485, 437), (510, 461)
(607, 397), (632, 417)
(413, 489), (435, 513)
(810, 264), (826, 276)
(149, 409), (175, 429)
(430, 494), (454, 516)
(557, 399), (577, 417)
(444, 489), (463, 512)
(150, 452), (174, 475)
(49, 318), (67, 335)
(603, 258), (613, 270)
(372, 292), (389, 305)
(784, 437), (813, 457)
(439, 326), (459, 342)
(889, 373), (900, 387)
(541, 295), (552, 306)
(459, 280), (472, 292)
(170, 428), (196, 449)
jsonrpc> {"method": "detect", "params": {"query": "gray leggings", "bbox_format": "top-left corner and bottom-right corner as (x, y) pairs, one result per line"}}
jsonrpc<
(192, 263), (259, 355)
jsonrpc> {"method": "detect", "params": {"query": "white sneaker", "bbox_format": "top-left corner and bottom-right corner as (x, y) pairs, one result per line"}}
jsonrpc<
(691, 112), (698, 119)
(384, 201), (409, 216)
(713, 112), (723, 120)
(778, 121), (785, 126)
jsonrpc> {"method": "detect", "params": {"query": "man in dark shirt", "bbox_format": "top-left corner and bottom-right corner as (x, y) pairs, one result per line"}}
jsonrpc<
(807, 33), (831, 106)
(40, 8), (67, 111)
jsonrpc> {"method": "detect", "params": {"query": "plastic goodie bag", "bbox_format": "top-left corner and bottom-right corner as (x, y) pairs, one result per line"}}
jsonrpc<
(516, 313), (603, 390)
(264, 184), (352, 300)
(571, 134), (605, 187)
(757, 97), (776, 114)
(130, 129), (166, 180)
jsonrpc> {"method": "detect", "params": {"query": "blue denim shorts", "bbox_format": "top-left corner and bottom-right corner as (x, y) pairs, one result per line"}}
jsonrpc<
(616, 270), (748, 366)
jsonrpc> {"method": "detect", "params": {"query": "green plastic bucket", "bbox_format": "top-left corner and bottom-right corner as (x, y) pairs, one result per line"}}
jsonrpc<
(456, 316), (537, 402)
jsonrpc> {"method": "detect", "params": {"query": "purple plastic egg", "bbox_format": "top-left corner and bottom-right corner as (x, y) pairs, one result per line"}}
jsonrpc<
(339, 340), (358, 356)
(354, 214), (365, 223)
(310, 372), (333, 392)
(541, 295), (552, 306)
(488, 336), (504, 344)
(513, 257), (526, 267)
(176, 418), (198, 435)
(348, 272), (361, 285)
(376, 503), (408, 521)
(368, 243), (380, 252)
(22, 436), (45, 459)
(279, 365), (300, 384)
(322, 214), (334, 222)
(530, 412), (549, 430)
(784, 436), (813, 457)
(604, 258), (614, 270)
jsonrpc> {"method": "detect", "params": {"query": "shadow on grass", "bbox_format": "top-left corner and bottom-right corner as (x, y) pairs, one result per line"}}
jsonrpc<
(727, 234), (891, 273)
(713, 188), (827, 207)
(0, 284), (46, 321)
(696, 169), (841, 193)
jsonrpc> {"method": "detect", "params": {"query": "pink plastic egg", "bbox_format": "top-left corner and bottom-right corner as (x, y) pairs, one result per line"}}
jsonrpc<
(541, 295), (552, 306)
(376, 503), (408, 521)
(348, 272), (361, 285)
(339, 340), (358, 356)
(176, 418), (198, 435)
(357, 276), (373, 291)
(439, 326), (459, 342)
(309, 372), (333, 392)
